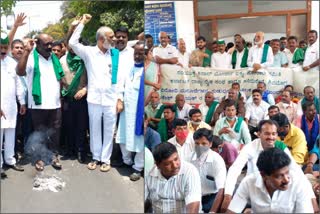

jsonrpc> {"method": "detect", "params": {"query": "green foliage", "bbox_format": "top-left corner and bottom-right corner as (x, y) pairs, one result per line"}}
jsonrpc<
(57, 0), (144, 43)
(0, 0), (17, 15)
(42, 23), (65, 41)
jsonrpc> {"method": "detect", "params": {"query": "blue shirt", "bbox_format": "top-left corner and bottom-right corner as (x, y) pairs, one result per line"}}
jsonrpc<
(310, 142), (319, 159)
(271, 51), (288, 67)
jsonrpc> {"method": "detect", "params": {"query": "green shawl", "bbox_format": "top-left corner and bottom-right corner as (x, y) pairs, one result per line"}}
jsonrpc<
(202, 48), (213, 67)
(261, 44), (269, 64)
(205, 101), (219, 124)
(292, 48), (306, 64)
(62, 52), (85, 97)
(32, 49), (64, 105)
(274, 140), (287, 151)
(157, 118), (168, 142)
(231, 48), (249, 69)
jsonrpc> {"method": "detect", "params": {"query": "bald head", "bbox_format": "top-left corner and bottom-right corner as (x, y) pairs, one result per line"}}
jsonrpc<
(35, 33), (54, 59)
(175, 94), (185, 109)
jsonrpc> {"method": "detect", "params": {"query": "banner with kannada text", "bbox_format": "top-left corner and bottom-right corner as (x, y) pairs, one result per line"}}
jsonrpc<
(159, 65), (319, 104)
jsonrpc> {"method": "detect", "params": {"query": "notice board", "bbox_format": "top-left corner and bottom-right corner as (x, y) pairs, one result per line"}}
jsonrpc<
(144, 2), (177, 47)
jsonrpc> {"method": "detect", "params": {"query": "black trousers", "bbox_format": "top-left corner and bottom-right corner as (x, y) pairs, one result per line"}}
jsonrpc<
(63, 97), (88, 155)
(30, 108), (62, 155)
(248, 125), (259, 141)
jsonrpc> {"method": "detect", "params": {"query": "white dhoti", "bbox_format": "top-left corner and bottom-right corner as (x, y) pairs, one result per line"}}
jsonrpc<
(116, 66), (144, 171)
(88, 102), (116, 164)
(1, 128), (16, 167)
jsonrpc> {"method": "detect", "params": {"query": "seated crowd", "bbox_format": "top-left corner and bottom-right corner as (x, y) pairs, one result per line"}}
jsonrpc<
(144, 30), (320, 213)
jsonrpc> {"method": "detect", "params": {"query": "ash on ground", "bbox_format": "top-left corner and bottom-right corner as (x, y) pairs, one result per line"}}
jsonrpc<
(33, 173), (66, 193)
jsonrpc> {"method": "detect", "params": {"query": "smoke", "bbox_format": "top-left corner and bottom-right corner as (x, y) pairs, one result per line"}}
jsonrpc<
(33, 172), (66, 192)
(24, 128), (55, 165)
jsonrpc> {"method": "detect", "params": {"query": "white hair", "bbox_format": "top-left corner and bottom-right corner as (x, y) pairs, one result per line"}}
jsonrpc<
(96, 26), (113, 41)
(158, 31), (167, 40)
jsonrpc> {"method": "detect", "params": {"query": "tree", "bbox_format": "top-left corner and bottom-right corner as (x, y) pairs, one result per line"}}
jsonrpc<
(0, 0), (17, 16)
(42, 23), (65, 41)
(57, 0), (144, 43)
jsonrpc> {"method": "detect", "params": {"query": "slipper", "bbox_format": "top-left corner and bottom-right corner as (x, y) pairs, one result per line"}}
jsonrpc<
(35, 160), (45, 171)
(87, 160), (98, 170)
(100, 163), (111, 172)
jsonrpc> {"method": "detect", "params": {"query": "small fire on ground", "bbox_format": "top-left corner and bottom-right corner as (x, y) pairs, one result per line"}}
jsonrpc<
(33, 174), (66, 192)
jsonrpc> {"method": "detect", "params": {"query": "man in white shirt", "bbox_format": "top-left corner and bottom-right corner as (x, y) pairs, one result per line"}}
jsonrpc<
(247, 31), (274, 72)
(220, 119), (317, 212)
(177, 38), (190, 68)
(198, 91), (219, 126)
(191, 128), (226, 213)
(175, 94), (193, 121)
(276, 90), (298, 123)
(153, 31), (178, 65)
(230, 37), (249, 69)
(145, 142), (201, 213)
(285, 36), (303, 68)
(247, 81), (275, 105)
(17, 33), (64, 171)
(211, 40), (231, 69)
(168, 119), (195, 162)
(227, 148), (313, 213)
(245, 89), (270, 140)
(69, 14), (124, 172)
(1, 32), (26, 175)
(303, 30), (319, 72)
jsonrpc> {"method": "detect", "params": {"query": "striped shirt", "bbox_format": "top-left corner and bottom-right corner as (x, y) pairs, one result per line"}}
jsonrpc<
(191, 150), (226, 196)
(145, 160), (202, 213)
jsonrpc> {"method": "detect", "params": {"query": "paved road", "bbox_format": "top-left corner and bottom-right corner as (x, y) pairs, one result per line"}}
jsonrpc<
(1, 158), (143, 213)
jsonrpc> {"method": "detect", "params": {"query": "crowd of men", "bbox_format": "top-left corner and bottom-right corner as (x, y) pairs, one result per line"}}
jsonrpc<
(1, 13), (145, 181)
(144, 29), (320, 213)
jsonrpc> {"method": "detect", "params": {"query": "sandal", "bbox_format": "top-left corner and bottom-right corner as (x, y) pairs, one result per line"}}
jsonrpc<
(87, 160), (98, 170)
(35, 160), (45, 171)
(100, 163), (111, 172)
(52, 158), (62, 170)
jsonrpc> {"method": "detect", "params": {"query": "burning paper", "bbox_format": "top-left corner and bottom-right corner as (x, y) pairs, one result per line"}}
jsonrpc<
(33, 174), (66, 192)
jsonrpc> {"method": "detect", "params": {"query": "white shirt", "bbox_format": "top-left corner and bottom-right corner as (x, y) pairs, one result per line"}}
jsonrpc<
(199, 103), (218, 122)
(224, 138), (311, 196)
(276, 101), (298, 123)
(177, 103), (193, 121)
(145, 160), (202, 213)
(168, 133), (195, 162)
(284, 48), (300, 68)
(1, 56), (25, 128)
(69, 23), (124, 106)
(245, 101), (270, 127)
(211, 52), (231, 69)
(303, 41), (319, 72)
(153, 44), (178, 59)
(118, 46), (134, 82)
(247, 44), (274, 68)
(228, 172), (313, 213)
(190, 150), (226, 195)
(177, 51), (190, 68)
(247, 92), (275, 105)
(25, 53), (61, 109)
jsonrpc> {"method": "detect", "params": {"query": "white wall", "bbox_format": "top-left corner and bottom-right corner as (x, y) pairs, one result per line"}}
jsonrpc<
(145, 1), (195, 52)
(312, 1), (319, 33)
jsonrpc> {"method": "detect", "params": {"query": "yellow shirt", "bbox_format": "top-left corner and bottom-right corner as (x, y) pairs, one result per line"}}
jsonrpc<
(187, 121), (212, 133)
(282, 124), (308, 165)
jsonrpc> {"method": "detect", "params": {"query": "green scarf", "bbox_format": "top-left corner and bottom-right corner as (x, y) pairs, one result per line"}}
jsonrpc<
(110, 48), (119, 84)
(62, 52), (85, 97)
(32, 49), (64, 105)
(157, 118), (168, 142)
(234, 117), (244, 133)
(274, 140), (287, 151)
(292, 48), (306, 64)
(155, 104), (165, 119)
(205, 101), (219, 124)
(261, 44), (269, 64)
(202, 48), (212, 67)
(231, 48), (249, 69)
(172, 104), (180, 118)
